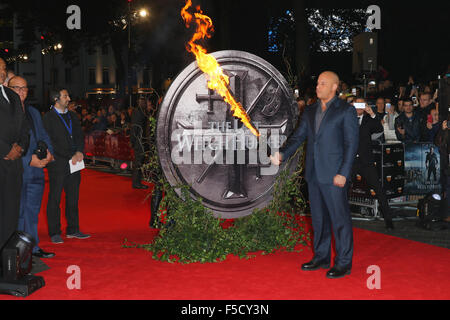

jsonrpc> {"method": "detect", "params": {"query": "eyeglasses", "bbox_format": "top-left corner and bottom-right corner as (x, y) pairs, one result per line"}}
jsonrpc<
(10, 86), (28, 92)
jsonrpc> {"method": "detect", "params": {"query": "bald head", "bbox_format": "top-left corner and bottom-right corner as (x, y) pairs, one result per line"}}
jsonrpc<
(8, 75), (26, 87)
(321, 71), (339, 85)
(316, 71), (339, 103)
(8, 76), (28, 105)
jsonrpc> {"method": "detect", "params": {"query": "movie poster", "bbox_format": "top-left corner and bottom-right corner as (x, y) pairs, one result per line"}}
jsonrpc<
(404, 143), (441, 194)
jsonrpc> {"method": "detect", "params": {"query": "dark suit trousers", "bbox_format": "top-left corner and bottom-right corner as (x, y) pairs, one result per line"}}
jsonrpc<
(46, 168), (81, 237)
(132, 144), (145, 186)
(0, 160), (23, 250)
(307, 175), (354, 269)
(352, 158), (392, 220)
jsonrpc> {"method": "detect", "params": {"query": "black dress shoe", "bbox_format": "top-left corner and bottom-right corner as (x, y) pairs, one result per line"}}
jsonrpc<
(32, 249), (55, 259)
(133, 184), (149, 189)
(326, 266), (351, 279)
(301, 259), (330, 271)
(385, 219), (395, 230)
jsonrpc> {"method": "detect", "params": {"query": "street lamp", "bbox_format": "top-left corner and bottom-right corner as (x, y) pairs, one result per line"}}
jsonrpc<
(139, 9), (148, 18)
(127, 4), (149, 108)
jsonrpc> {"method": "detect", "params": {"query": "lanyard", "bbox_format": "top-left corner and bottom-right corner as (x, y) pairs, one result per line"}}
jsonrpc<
(53, 107), (73, 138)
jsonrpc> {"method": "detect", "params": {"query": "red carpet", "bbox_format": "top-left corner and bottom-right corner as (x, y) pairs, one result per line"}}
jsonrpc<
(1, 169), (449, 300)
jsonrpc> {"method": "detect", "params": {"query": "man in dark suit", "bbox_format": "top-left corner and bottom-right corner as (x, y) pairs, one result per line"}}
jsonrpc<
(43, 88), (90, 244)
(130, 95), (151, 189)
(0, 58), (30, 250)
(352, 97), (394, 230)
(9, 76), (56, 258)
(271, 71), (359, 279)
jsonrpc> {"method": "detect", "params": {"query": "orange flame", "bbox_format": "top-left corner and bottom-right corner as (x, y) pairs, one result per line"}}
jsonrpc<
(181, 0), (260, 137)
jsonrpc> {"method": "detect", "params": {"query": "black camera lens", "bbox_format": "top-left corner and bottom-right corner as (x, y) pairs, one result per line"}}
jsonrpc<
(34, 141), (48, 160)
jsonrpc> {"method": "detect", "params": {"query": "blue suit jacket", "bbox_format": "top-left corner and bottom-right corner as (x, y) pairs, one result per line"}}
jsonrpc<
(22, 105), (54, 181)
(280, 98), (359, 185)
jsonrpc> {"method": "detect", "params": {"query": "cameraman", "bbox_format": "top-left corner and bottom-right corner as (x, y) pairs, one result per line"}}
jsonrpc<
(434, 117), (450, 221)
(9, 76), (55, 258)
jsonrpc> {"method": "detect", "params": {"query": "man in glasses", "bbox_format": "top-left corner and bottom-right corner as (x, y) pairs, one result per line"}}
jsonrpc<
(9, 75), (55, 258)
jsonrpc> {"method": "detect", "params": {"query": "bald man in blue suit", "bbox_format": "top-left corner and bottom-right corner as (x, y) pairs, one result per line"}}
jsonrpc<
(271, 71), (359, 279)
(9, 76), (55, 258)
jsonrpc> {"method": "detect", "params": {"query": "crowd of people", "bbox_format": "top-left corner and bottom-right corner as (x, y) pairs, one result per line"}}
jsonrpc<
(295, 74), (449, 227)
(66, 102), (132, 135)
(273, 70), (449, 279)
(1, 52), (448, 279)
(0, 56), (161, 260)
(297, 75), (444, 145)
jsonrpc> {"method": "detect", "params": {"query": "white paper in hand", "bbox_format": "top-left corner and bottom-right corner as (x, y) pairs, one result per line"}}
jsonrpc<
(69, 159), (85, 174)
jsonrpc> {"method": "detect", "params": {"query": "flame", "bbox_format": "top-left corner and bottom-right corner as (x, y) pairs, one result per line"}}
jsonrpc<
(181, 0), (260, 137)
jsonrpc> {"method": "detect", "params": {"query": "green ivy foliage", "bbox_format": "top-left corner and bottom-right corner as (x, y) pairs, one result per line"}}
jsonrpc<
(124, 115), (311, 264)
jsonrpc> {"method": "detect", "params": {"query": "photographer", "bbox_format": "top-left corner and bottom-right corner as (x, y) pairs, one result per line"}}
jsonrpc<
(434, 117), (450, 221)
(352, 97), (394, 230)
(382, 101), (400, 142)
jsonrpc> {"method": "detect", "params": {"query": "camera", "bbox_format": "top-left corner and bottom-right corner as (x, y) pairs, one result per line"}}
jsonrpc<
(33, 141), (48, 160)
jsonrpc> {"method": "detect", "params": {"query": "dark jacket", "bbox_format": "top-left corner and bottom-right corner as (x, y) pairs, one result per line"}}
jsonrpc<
(22, 105), (54, 180)
(356, 114), (383, 164)
(0, 86), (29, 160)
(280, 98), (359, 184)
(130, 107), (147, 148)
(434, 125), (449, 175)
(394, 111), (422, 143)
(43, 107), (84, 173)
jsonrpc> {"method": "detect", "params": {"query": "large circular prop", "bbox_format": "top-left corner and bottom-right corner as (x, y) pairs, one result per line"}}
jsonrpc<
(157, 50), (299, 218)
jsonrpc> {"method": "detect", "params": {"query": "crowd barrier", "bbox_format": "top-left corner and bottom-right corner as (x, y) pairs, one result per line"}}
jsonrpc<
(84, 130), (134, 168)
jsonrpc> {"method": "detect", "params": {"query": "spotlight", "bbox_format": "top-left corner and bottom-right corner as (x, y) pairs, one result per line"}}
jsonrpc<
(120, 162), (128, 170)
(0, 231), (45, 297)
(417, 192), (447, 230)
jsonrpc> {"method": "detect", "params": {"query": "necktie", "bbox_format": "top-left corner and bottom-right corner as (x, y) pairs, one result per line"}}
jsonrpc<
(358, 116), (362, 126)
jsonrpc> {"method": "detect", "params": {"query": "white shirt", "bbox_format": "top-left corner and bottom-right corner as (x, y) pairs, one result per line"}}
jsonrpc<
(357, 115), (363, 126)
(0, 84), (10, 103)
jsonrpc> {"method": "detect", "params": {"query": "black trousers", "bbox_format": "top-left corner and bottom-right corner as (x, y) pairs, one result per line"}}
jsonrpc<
(46, 167), (81, 237)
(132, 144), (145, 186)
(0, 160), (23, 249)
(352, 158), (392, 221)
(427, 166), (437, 181)
(307, 175), (353, 269)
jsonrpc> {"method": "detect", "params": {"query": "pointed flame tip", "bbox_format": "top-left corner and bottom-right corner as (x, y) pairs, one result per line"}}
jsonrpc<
(181, 0), (260, 137)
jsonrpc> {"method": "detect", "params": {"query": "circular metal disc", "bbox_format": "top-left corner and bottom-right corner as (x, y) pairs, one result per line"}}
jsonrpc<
(157, 50), (299, 218)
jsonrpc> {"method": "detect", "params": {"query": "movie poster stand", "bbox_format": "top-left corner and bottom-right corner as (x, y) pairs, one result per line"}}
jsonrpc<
(349, 142), (442, 220)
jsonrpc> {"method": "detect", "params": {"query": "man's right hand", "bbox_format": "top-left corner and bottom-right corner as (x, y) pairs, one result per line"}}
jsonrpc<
(30, 154), (49, 168)
(270, 151), (282, 166)
(398, 127), (406, 136)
